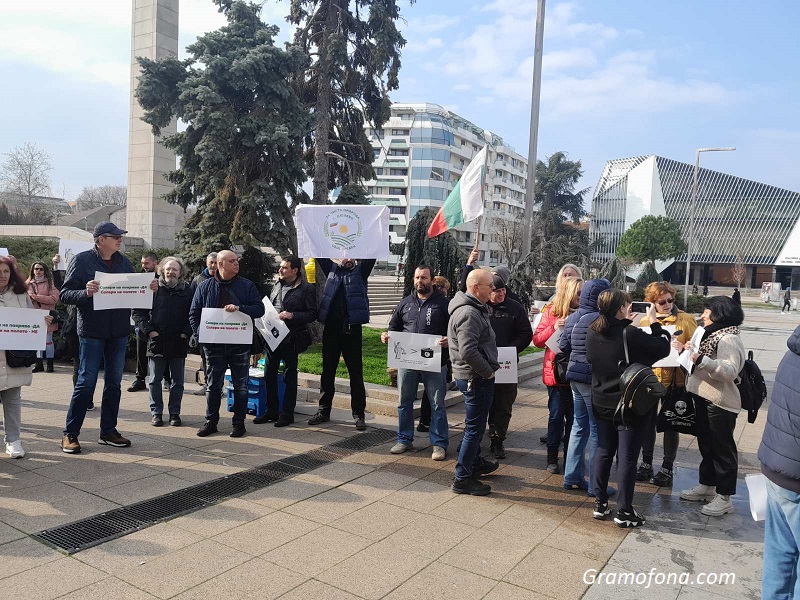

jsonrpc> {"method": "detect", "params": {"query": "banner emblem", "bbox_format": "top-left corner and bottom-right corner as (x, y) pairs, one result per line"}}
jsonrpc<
(324, 208), (364, 251)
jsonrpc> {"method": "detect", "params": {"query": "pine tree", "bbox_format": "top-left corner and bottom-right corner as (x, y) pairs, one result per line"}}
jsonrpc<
(403, 207), (464, 296)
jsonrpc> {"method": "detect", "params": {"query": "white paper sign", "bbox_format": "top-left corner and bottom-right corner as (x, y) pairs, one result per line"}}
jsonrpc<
(93, 272), (154, 310)
(254, 296), (290, 351)
(198, 308), (253, 344)
(495, 346), (518, 383)
(0, 248), (8, 257)
(295, 204), (390, 259)
(57, 239), (94, 271)
(642, 325), (679, 368)
(0, 308), (50, 350)
(386, 331), (442, 373)
(545, 326), (562, 354)
(677, 325), (705, 372)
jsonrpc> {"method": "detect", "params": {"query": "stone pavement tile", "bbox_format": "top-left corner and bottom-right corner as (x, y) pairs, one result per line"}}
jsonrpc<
(486, 502), (565, 544)
(239, 477), (330, 510)
(429, 493), (512, 528)
(282, 486), (376, 525)
(0, 481), (119, 533)
(316, 538), (433, 600)
(439, 526), (539, 579)
(276, 578), (362, 600)
(263, 525), (372, 577)
(382, 452), (440, 479)
(384, 513), (475, 560)
(607, 537), (696, 577)
(482, 581), (553, 600)
(381, 478), (454, 514)
(297, 460), (375, 486)
(77, 523), (204, 574)
(676, 586), (730, 598)
(329, 500), (419, 541)
(343, 469), (419, 499)
(0, 467), (52, 491)
(110, 539), (251, 600)
(167, 456), (253, 484)
(62, 577), (159, 599)
(133, 449), (220, 472)
(382, 561), (497, 600)
(212, 510), (320, 556)
(0, 537), (61, 579)
(581, 566), (682, 600)
(0, 520), (25, 545)
(94, 472), (193, 504)
(172, 557), (309, 600)
(684, 543), (761, 599)
(0, 556), (106, 600)
(423, 466), (458, 487)
(504, 546), (604, 599)
(0, 456), (29, 474)
(541, 514), (627, 561)
(341, 445), (403, 467)
(515, 483), (589, 519)
(170, 497), (275, 538)
(31, 458), (161, 493)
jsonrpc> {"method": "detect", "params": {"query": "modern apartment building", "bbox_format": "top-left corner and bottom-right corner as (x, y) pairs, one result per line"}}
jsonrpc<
(361, 103), (529, 268)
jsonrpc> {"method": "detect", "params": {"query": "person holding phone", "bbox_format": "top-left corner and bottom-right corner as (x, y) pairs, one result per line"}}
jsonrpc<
(635, 282), (697, 487)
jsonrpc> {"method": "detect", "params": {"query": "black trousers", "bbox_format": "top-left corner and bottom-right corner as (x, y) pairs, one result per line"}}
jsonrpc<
(318, 324), (366, 418)
(593, 417), (645, 512)
(641, 401), (679, 467)
(135, 335), (170, 383)
(488, 383), (518, 441)
(266, 342), (299, 417)
(697, 403), (739, 496)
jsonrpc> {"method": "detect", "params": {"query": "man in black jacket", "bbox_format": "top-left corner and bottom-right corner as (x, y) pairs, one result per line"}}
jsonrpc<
(254, 257), (317, 427)
(309, 257), (375, 430)
(381, 265), (450, 460)
(132, 257), (193, 428)
(487, 275), (533, 459)
(128, 251), (159, 393)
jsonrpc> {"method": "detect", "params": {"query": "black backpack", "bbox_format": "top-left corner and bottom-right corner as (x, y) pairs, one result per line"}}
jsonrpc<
(737, 350), (767, 423)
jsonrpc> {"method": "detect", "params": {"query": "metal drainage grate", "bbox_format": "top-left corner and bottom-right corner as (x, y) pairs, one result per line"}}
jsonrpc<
(32, 427), (395, 554)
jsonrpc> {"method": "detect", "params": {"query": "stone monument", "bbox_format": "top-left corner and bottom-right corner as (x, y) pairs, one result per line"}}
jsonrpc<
(126, 0), (179, 249)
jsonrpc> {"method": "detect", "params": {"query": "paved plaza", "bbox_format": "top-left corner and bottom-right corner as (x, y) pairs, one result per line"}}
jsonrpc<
(0, 308), (794, 599)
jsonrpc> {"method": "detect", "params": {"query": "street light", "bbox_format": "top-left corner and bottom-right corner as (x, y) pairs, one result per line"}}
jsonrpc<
(683, 147), (736, 309)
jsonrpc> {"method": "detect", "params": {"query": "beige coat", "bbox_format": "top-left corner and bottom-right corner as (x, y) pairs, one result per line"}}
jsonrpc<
(685, 333), (746, 414)
(0, 289), (34, 391)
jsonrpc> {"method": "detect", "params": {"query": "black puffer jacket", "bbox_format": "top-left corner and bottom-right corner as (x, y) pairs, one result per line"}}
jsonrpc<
(488, 297), (532, 355)
(132, 281), (193, 359)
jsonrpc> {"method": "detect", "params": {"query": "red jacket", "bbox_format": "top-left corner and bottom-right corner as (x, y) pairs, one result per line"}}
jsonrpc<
(533, 304), (566, 387)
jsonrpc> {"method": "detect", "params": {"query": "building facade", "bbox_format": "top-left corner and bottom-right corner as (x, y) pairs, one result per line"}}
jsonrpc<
(359, 103), (529, 268)
(590, 155), (800, 290)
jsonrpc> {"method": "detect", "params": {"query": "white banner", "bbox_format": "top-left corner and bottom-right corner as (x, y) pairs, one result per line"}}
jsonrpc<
(57, 239), (94, 271)
(295, 204), (389, 259)
(198, 308), (253, 345)
(254, 296), (290, 351)
(0, 308), (50, 350)
(386, 331), (442, 373)
(0, 248), (8, 257)
(495, 346), (518, 384)
(643, 325), (680, 368)
(93, 272), (154, 310)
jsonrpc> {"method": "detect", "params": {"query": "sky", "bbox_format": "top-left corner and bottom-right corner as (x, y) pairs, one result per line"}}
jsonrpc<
(1, 0), (799, 204)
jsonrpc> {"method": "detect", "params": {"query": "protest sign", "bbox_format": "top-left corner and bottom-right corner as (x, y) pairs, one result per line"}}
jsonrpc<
(198, 308), (253, 345)
(254, 296), (290, 351)
(93, 272), (154, 310)
(386, 331), (442, 373)
(56, 240), (94, 271)
(641, 325), (680, 368)
(0, 308), (50, 350)
(295, 204), (389, 259)
(0, 248), (8, 257)
(495, 346), (518, 383)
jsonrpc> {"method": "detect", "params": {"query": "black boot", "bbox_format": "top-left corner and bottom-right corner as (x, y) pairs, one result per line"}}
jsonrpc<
(46, 359), (54, 373)
(546, 449), (560, 474)
(32, 358), (44, 373)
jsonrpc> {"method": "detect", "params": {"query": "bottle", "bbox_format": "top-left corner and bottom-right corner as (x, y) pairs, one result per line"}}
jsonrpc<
(305, 258), (316, 283)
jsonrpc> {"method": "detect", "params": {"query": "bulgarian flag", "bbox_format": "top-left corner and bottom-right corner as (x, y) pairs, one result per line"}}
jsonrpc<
(427, 145), (488, 238)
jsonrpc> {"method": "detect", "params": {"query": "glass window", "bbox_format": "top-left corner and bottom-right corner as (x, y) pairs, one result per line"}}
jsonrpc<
(373, 148), (381, 159)
(391, 129), (410, 135)
(495, 169), (503, 178)
(389, 168), (408, 176)
(496, 154), (504, 162)
(389, 206), (405, 214)
(388, 187), (406, 195)
(430, 167), (444, 181)
(375, 168), (384, 175)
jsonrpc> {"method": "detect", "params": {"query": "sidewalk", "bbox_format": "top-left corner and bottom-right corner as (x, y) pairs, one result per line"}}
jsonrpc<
(0, 308), (794, 599)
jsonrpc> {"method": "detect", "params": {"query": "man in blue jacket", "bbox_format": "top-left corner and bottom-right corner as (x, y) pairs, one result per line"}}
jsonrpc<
(189, 250), (265, 438)
(308, 257), (375, 430)
(381, 265), (450, 460)
(60, 221), (158, 454)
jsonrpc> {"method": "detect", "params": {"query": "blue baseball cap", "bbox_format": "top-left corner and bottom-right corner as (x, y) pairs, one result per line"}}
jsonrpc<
(93, 221), (127, 237)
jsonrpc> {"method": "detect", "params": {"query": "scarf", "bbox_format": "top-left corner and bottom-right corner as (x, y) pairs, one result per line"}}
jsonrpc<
(159, 277), (181, 289)
(34, 275), (46, 284)
(698, 323), (739, 357)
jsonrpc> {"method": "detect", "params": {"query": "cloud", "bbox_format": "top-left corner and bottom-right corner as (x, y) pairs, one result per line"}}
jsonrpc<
(404, 15), (461, 34)
(405, 37), (445, 53)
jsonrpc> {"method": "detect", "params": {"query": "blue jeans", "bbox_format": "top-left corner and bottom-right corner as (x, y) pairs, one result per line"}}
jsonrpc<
(563, 382), (598, 487)
(204, 344), (250, 424)
(763, 478), (800, 599)
(547, 385), (573, 453)
(397, 367), (448, 448)
(455, 377), (494, 480)
(148, 356), (185, 416)
(64, 336), (127, 436)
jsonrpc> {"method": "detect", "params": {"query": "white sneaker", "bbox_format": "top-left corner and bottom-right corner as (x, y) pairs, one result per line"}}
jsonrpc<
(390, 442), (413, 454)
(431, 446), (446, 461)
(701, 494), (734, 516)
(680, 483), (716, 502)
(5, 440), (25, 459)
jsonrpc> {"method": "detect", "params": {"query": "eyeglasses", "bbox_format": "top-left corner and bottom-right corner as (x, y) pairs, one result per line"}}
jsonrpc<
(103, 235), (123, 240)
(656, 298), (675, 306)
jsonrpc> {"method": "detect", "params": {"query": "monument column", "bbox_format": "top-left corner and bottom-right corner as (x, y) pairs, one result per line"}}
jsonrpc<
(126, 0), (179, 249)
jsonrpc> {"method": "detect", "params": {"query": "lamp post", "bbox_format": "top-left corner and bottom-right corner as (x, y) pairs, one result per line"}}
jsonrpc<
(683, 147), (736, 309)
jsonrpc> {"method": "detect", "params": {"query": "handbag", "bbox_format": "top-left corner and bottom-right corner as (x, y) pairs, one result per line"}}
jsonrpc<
(657, 388), (708, 436)
(553, 351), (570, 385)
(617, 328), (666, 417)
(5, 350), (37, 368)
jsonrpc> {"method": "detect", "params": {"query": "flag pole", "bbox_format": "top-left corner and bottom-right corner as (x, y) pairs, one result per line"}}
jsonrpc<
(473, 143), (491, 251)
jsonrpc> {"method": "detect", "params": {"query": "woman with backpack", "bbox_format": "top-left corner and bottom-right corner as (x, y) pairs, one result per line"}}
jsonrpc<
(26, 261), (59, 373)
(679, 296), (746, 517)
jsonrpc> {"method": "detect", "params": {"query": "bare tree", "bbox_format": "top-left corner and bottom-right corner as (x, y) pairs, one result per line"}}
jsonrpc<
(74, 185), (127, 211)
(731, 252), (746, 289)
(0, 142), (52, 205)
(490, 213), (524, 270)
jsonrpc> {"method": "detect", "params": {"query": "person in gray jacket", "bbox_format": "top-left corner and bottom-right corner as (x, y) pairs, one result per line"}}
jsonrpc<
(448, 269), (501, 496)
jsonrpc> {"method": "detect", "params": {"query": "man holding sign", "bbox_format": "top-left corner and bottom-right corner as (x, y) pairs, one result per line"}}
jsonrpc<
(189, 250), (264, 438)
(59, 222), (158, 454)
(381, 265), (450, 460)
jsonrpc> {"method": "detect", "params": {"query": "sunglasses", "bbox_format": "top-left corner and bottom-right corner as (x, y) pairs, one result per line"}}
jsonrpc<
(656, 298), (675, 306)
(33, 267), (44, 271)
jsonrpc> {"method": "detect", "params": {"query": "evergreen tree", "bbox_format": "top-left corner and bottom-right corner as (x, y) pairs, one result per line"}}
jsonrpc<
(335, 183), (371, 205)
(403, 207), (464, 296)
(288, 0), (410, 204)
(134, 0), (310, 270)
(616, 215), (686, 284)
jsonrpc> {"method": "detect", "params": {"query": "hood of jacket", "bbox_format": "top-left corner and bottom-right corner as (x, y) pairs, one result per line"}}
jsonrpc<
(448, 291), (487, 316)
(788, 325), (800, 356)
(578, 278), (611, 311)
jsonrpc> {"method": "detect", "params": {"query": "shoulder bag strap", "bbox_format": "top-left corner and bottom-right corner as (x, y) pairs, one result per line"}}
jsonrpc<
(623, 326), (630, 366)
